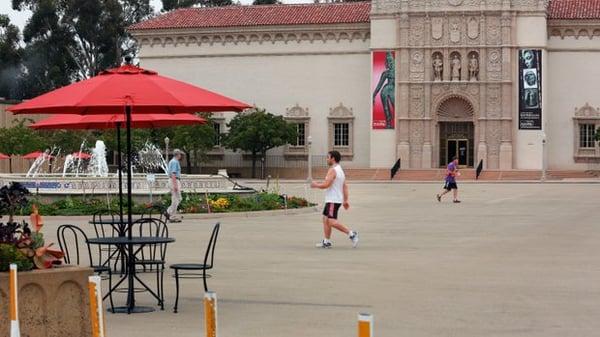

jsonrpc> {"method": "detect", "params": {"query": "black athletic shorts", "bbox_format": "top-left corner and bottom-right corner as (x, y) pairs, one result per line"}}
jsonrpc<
(444, 181), (458, 191)
(323, 202), (342, 219)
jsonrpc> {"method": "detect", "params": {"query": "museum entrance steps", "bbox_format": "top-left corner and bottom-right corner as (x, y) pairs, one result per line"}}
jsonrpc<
(305, 168), (599, 181)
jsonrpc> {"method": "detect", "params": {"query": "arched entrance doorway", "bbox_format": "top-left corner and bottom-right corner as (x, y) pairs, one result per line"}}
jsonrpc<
(437, 96), (475, 167)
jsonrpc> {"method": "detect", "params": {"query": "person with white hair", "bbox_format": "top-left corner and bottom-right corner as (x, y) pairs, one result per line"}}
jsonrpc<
(167, 149), (183, 222)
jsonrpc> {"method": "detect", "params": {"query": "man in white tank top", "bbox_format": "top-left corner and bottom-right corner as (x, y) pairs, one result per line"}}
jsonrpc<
(310, 151), (359, 248)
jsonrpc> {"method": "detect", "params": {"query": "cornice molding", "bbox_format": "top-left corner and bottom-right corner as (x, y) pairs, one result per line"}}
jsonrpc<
(548, 19), (600, 39)
(131, 23), (370, 47)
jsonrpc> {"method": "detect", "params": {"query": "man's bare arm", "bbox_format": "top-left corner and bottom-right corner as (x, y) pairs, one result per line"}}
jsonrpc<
(311, 168), (336, 189)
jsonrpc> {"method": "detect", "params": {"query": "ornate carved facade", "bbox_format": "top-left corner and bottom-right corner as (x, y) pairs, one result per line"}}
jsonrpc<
(371, 0), (546, 168)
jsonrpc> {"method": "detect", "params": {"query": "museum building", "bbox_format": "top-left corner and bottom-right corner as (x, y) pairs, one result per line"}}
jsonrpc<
(130, 0), (600, 171)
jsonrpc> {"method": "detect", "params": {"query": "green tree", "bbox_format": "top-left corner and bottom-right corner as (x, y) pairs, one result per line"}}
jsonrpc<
(223, 108), (296, 178)
(162, 0), (233, 11)
(0, 15), (22, 99)
(0, 119), (45, 173)
(12, 0), (153, 98)
(171, 119), (217, 174)
(253, 0), (281, 4)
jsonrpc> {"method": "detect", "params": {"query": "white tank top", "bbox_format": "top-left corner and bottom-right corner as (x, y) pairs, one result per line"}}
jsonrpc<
(325, 164), (345, 203)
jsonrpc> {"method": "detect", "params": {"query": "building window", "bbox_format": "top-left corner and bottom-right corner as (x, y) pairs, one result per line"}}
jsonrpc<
(334, 123), (349, 147)
(580, 124), (596, 148)
(213, 122), (221, 146)
(327, 103), (355, 159)
(293, 123), (306, 147)
(573, 103), (600, 162)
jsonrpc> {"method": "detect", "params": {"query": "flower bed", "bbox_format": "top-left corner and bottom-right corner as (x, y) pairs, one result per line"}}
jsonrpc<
(22, 192), (314, 216)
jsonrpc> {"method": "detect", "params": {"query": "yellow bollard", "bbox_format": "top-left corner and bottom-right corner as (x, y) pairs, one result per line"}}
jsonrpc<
(204, 291), (218, 337)
(88, 276), (106, 337)
(358, 313), (373, 337)
(9, 264), (21, 337)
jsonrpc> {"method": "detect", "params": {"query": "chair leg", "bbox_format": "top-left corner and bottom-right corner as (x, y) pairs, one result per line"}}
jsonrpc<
(108, 270), (115, 313)
(160, 266), (165, 311)
(203, 268), (208, 293)
(156, 266), (161, 307)
(173, 269), (180, 313)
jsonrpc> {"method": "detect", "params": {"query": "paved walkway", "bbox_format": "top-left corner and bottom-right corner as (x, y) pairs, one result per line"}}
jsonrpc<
(40, 182), (600, 337)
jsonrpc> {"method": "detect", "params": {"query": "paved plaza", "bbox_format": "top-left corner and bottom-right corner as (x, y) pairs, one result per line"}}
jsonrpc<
(39, 182), (600, 337)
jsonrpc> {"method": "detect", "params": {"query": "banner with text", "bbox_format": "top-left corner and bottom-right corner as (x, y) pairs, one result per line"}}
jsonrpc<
(372, 51), (396, 129)
(518, 49), (542, 130)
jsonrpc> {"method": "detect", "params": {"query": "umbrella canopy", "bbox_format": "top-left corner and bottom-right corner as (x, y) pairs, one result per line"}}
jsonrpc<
(22, 151), (54, 160)
(71, 152), (92, 160)
(31, 113), (207, 130)
(0, 153), (9, 160)
(8, 64), (251, 115)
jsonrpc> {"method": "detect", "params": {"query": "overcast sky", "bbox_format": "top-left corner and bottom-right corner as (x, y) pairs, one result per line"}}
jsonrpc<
(1, 0), (310, 32)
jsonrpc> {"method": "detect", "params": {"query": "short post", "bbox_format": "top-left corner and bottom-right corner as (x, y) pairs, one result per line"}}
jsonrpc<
(358, 313), (373, 337)
(204, 291), (218, 337)
(307, 135), (313, 182)
(9, 264), (20, 337)
(88, 276), (106, 337)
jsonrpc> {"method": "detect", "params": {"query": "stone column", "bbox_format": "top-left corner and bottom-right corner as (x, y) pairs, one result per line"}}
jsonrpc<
(397, 13), (411, 168)
(422, 17), (433, 168)
(499, 12), (514, 169)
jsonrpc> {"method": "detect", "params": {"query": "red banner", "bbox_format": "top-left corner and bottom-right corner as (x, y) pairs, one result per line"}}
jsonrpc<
(372, 51), (396, 129)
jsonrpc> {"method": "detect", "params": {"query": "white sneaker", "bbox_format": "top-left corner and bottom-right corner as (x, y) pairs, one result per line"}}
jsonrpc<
(315, 240), (332, 249)
(349, 231), (359, 248)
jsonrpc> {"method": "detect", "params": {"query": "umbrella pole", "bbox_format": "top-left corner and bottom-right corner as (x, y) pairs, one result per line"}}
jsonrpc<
(117, 123), (124, 234)
(126, 105), (135, 313)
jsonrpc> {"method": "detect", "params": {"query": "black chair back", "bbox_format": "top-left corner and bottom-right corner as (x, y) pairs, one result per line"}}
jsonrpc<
(92, 209), (120, 237)
(204, 223), (220, 268)
(57, 224), (95, 267)
(132, 218), (169, 264)
(141, 204), (168, 224)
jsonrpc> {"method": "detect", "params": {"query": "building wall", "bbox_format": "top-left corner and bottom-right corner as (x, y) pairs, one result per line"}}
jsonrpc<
(547, 36), (600, 170)
(135, 26), (371, 167)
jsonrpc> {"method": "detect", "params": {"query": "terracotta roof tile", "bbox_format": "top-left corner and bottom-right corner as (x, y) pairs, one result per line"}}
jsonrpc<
(130, 2), (371, 30)
(548, 0), (600, 20)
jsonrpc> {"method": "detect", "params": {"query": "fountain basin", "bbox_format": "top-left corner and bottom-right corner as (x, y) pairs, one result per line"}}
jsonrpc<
(0, 173), (253, 201)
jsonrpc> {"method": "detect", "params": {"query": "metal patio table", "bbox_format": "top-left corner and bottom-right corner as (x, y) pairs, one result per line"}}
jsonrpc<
(87, 236), (175, 313)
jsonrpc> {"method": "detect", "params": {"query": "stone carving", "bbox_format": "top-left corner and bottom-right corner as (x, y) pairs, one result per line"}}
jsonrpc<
(468, 52), (479, 81)
(286, 104), (309, 118)
(329, 103), (354, 118)
(486, 16), (502, 45)
(410, 18), (425, 46)
(448, 0), (464, 5)
(449, 18), (461, 43)
(437, 96), (474, 121)
(467, 17), (480, 39)
(451, 53), (461, 81)
(433, 53), (444, 81)
(487, 49), (502, 80)
(431, 17), (444, 40)
(410, 51), (424, 81)
(410, 86), (425, 118)
(574, 103), (600, 118)
(486, 85), (502, 118)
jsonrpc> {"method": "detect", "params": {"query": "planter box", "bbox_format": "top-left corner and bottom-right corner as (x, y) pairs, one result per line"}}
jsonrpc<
(0, 266), (93, 337)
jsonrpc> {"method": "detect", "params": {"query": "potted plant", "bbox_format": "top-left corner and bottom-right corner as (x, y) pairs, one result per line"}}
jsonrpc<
(0, 182), (93, 337)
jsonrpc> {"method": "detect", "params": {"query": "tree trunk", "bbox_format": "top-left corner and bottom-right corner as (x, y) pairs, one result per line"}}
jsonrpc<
(251, 151), (257, 178)
(185, 151), (192, 174)
(8, 158), (12, 174)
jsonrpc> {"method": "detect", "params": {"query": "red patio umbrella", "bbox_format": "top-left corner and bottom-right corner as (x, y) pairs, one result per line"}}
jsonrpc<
(8, 63), (249, 115)
(0, 153), (9, 160)
(31, 113), (207, 130)
(9, 60), (249, 314)
(22, 151), (55, 160)
(71, 152), (92, 160)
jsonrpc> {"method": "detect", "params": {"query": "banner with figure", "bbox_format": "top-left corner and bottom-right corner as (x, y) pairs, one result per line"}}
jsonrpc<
(372, 51), (396, 129)
(518, 49), (542, 130)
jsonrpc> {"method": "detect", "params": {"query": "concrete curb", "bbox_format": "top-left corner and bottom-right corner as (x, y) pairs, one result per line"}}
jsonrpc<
(179, 206), (319, 220)
(240, 179), (600, 185)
